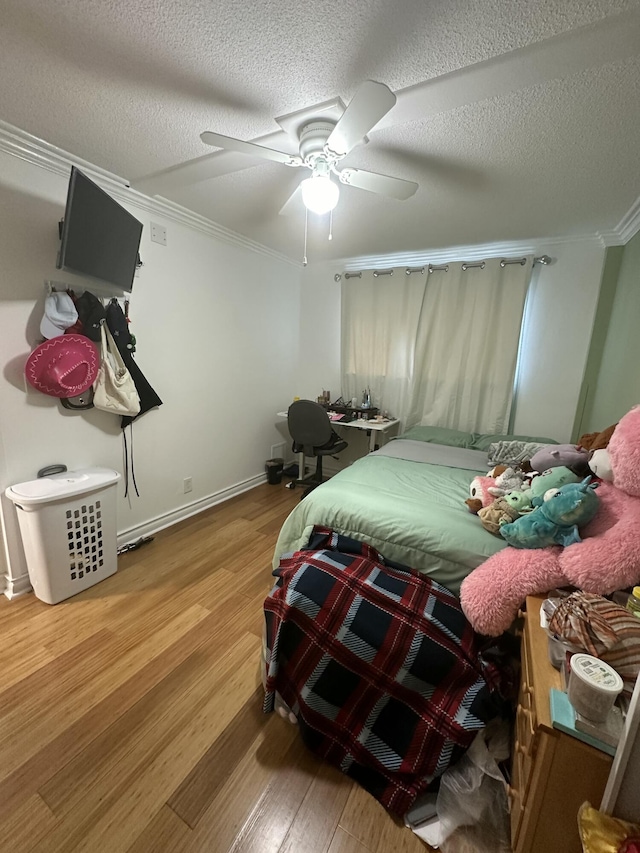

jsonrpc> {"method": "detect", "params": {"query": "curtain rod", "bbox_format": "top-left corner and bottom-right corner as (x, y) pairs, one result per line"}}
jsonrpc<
(334, 255), (552, 281)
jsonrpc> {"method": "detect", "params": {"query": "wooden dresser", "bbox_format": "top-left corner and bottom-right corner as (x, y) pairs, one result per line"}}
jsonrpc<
(509, 595), (613, 853)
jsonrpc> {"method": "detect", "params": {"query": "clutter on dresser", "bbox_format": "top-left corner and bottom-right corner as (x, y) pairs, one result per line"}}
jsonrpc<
(539, 590), (638, 755)
(542, 591), (640, 694)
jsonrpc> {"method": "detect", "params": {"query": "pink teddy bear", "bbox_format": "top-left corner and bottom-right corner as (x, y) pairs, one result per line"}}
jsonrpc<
(460, 405), (640, 636)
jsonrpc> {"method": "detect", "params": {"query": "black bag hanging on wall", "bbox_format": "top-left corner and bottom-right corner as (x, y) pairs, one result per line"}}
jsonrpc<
(106, 300), (163, 498)
(105, 300), (162, 428)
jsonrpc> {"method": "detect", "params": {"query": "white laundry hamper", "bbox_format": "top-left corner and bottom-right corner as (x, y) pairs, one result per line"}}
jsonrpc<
(6, 467), (120, 604)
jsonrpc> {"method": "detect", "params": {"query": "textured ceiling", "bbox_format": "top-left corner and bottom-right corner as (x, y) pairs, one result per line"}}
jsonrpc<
(1, 0), (640, 261)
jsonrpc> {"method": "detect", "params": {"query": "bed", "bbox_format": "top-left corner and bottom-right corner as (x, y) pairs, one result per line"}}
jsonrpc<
(265, 412), (640, 817)
(273, 426), (554, 596)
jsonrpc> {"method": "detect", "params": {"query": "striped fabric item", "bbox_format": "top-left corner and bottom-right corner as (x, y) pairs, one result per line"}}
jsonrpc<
(548, 591), (640, 693)
(263, 528), (506, 815)
(487, 439), (548, 465)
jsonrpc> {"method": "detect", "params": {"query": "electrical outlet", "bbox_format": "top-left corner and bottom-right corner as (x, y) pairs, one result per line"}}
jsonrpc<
(150, 222), (167, 246)
(271, 442), (286, 460)
(183, 477), (193, 494)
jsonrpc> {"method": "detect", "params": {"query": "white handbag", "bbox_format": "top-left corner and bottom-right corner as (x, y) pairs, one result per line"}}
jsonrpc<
(93, 322), (140, 417)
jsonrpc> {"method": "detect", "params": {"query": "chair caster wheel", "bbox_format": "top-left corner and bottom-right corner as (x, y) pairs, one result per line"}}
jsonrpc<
(286, 481), (296, 489)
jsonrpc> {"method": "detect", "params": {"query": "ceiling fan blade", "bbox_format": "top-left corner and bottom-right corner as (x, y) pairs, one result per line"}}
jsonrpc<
(200, 131), (301, 166)
(338, 168), (417, 200)
(278, 185), (304, 217)
(374, 10), (640, 130)
(133, 151), (263, 197)
(133, 129), (292, 196)
(325, 81), (396, 158)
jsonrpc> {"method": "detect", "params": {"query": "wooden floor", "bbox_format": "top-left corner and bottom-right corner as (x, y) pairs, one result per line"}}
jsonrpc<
(0, 481), (432, 853)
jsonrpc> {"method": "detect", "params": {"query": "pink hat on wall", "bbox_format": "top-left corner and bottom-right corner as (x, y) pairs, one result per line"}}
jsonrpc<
(25, 334), (99, 398)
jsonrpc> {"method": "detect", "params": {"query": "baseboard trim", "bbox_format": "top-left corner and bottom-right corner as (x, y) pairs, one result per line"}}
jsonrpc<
(2, 475), (267, 601)
(3, 571), (32, 599)
(116, 473), (267, 546)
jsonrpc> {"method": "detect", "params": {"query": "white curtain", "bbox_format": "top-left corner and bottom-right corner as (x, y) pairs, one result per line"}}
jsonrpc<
(341, 272), (425, 419)
(341, 256), (532, 433)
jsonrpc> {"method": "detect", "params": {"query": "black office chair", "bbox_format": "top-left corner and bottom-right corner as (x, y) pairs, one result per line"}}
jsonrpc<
(287, 400), (348, 498)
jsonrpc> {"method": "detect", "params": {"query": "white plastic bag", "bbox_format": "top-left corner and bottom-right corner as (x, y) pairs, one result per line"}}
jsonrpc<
(417, 720), (512, 852)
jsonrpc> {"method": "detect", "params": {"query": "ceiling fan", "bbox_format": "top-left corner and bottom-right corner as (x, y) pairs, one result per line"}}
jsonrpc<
(198, 81), (418, 215)
(133, 12), (639, 211)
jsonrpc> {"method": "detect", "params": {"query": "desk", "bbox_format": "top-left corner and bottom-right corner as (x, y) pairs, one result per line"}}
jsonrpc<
(339, 417), (400, 452)
(277, 412), (400, 453)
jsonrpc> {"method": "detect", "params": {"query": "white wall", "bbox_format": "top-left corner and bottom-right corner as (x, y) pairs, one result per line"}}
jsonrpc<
(0, 130), (610, 596)
(0, 147), (302, 594)
(300, 241), (606, 444)
(296, 262), (342, 399)
(296, 261), (390, 462)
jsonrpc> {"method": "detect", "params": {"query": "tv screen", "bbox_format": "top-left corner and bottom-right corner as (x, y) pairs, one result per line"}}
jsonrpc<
(57, 167), (143, 291)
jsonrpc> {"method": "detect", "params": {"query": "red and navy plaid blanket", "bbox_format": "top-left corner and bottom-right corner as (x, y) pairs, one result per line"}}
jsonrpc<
(263, 528), (505, 815)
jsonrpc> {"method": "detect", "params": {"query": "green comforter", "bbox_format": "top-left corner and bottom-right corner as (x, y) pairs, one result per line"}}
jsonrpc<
(273, 446), (507, 595)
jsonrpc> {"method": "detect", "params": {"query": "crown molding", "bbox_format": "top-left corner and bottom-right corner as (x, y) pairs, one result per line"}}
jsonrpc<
(612, 194), (640, 245)
(0, 120), (298, 268)
(335, 233), (606, 272)
(1, 119), (637, 269)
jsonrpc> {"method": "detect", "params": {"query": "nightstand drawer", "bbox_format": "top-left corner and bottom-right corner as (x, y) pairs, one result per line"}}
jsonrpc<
(512, 597), (613, 853)
(509, 780), (523, 844)
(516, 701), (536, 765)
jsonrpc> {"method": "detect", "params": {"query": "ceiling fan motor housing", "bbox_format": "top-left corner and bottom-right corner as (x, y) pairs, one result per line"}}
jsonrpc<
(298, 120), (337, 166)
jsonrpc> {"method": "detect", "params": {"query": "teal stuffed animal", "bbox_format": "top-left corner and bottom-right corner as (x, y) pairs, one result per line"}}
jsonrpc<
(500, 476), (599, 549)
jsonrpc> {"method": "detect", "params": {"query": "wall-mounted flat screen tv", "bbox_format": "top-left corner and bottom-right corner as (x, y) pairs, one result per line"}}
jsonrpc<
(57, 166), (143, 291)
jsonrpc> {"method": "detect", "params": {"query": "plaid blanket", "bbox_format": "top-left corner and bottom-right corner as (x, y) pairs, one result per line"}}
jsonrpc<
(263, 528), (505, 815)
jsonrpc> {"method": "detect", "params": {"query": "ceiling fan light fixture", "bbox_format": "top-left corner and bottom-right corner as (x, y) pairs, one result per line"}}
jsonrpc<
(301, 174), (339, 215)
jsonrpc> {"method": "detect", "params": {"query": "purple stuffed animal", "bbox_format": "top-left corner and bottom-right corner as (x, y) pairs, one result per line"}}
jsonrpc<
(530, 444), (591, 477)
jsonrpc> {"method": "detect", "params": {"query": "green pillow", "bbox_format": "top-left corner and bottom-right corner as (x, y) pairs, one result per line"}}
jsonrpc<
(400, 425), (475, 448)
(470, 433), (559, 451)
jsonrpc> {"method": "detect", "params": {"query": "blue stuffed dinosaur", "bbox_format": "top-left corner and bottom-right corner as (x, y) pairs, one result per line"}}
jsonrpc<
(499, 476), (599, 549)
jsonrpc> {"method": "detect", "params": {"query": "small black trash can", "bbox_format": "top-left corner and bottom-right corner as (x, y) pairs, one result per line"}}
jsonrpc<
(265, 457), (284, 485)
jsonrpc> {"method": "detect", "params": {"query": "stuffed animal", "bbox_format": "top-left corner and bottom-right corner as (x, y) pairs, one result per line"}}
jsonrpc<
(530, 444), (591, 477)
(487, 466), (531, 497)
(487, 465), (509, 479)
(466, 474), (500, 514)
(528, 465), (581, 506)
(588, 448), (614, 482)
(501, 489), (533, 513)
(578, 423), (617, 451)
(465, 465), (524, 515)
(461, 404), (640, 636)
(499, 476), (600, 549)
(478, 497), (521, 535)
(478, 489), (533, 535)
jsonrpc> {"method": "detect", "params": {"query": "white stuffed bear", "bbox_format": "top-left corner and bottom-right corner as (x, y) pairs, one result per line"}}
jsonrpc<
(488, 466), (530, 497)
(589, 448), (614, 482)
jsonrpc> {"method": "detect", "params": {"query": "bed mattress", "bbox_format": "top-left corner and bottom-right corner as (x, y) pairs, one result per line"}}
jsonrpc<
(273, 440), (506, 595)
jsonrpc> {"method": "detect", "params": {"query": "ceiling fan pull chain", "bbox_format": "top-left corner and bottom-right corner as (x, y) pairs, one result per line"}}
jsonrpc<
(303, 207), (308, 266)
(328, 209), (333, 241)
